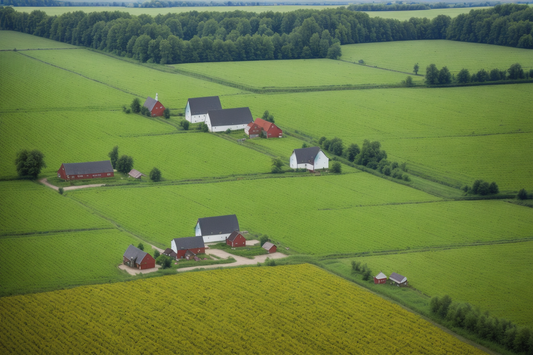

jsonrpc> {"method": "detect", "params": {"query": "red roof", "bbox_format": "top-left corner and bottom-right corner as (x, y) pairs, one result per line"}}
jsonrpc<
(254, 118), (276, 132)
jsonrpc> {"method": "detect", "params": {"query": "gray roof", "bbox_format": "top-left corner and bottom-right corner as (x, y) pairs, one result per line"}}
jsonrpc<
(143, 97), (158, 111)
(207, 107), (253, 127)
(389, 272), (407, 283)
(188, 96), (222, 115)
(123, 245), (150, 264)
(63, 161), (113, 176)
(292, 147), (322, 164)
(172, 236), (205, 250)
(197, 215), (239, 236)
(163, 248), (176, 257)
(128, 169), (146, 179)
(262, 242), (275, 250)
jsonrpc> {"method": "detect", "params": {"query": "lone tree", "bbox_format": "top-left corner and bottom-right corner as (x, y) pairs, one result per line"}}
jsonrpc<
(116, 155), (134, 174)
(413, 63), (419, 75)
(130, 98), (141, 113)
(137, 242), (144, 251)
(330, 161), (342, 174)
(15, 149), (46, 179)
(150, 167), (161, 182)
(108, 146), (119, 169)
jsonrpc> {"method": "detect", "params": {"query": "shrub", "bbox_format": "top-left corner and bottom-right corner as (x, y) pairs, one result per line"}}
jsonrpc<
(130, 98), (141, 113)
(163, 108), (170, 119)
(154, 250), (160, 258)
(517, 188), (528, 200)
(259, 235), (269, 246)
(180, 120), (189, 130)
(140, 106), (150, 117)
(58, 187), (64, 195)
(149, 167), (161, 182)
(330, 162), (341, 174)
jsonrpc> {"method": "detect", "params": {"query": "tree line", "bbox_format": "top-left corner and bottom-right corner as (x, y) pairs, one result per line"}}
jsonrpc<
(425, 62), (532, 85)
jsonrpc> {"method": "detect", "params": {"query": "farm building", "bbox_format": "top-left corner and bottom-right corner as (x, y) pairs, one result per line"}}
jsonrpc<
(289, 147), (329, 172)
(185, 96), (222, 123)
(254, 118), (283, 138)
(226, 231), (246, 247)
(171, 236), (205, 259)
(262, 242), (277, 254)
(374, 272), (388, 284)
(57, 160), (114, 181)
(245, 121), (262, 138)
(123, 245), (156, 270)
(143, 94), (165, 117)
(128, 169), (146, 179)
(206, 107), (253, 132)
(389, 272), (408, 287)
(195, 214), (240, 243)
(162, 248), (177, 259)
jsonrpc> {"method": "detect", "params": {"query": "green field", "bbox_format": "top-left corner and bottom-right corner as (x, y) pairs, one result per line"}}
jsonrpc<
(363, 7), (491, 21)
(0, 181), (112, 235)
(177, 59), (424, 88)
(0, 31), (79, 50)
(341, 40), (533, 76)
(0, 229), (141, 296)
(329, 241), (533, 328)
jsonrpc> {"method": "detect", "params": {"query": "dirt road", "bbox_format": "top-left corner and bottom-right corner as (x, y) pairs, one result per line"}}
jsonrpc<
(39, 178), (105, 191)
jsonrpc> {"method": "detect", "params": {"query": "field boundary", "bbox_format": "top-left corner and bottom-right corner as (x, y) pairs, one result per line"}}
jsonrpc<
(0, 48), (82, 51)
(0, 227), (115, 239)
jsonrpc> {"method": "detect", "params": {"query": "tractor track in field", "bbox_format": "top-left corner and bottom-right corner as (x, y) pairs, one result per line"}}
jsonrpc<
(16, 51), (142, 98)
(0, 227), (115, 239)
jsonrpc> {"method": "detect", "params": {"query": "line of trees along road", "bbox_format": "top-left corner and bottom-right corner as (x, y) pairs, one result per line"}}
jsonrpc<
(0, 4), (531, 65)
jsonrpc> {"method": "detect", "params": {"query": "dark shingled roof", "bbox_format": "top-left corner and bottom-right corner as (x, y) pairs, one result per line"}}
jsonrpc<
(63, 161), (113, 176)
(163, 248), (177, 258)
(227, 231), (243, 242)
(292, 147), (321, 164)
(188, 96), (222, 115)
(197, 215), (239, 236)
(172, 236), (205, 250)
(143, 97), (157, 111)
(389, 272), (407, 284)
(123, 245), (149, 264)
(207, 107), (253, 127)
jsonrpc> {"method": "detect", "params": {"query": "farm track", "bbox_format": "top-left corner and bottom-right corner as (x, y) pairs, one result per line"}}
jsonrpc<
(0, 227), (114, 239)
(338, 59), (423, 76)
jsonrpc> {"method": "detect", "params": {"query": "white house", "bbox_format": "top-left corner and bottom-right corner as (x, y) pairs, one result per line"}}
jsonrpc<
(195, 214), (240, 243)
(290, 147), (329, 171)
(185, 96), (222, 123)
(205, 107), (253, 132)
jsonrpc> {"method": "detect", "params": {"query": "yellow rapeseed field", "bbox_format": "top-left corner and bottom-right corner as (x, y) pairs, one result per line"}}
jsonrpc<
(0, 265), (486, 354)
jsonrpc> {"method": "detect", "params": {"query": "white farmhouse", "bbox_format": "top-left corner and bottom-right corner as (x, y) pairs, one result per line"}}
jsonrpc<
(185, 96), (222, 123)
(290, 147), (329, 172)
(205, 107), (253, 132)
(195, 214), (240, 243)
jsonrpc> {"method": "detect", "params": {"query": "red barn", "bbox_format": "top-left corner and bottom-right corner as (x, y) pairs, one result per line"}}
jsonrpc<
(254, 118), (283, 138)
(245, 122), (262, 138)
(57, 160), (114, 180)
(262, 242), (277, 254)
(374, 272), (387, 284)
(123, 245), (156, 270)
(171, 236), (205, 259)
(143, 94), (165, 117)
(226, 231), (246, 247)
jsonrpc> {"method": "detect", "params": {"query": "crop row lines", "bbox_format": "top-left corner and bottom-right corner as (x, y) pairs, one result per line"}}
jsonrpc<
(0, 227), (115, 239)
(318, 199), (444, 210)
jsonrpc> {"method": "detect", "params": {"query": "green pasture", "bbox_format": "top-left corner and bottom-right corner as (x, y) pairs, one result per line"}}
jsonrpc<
(21, 47), (245, 109)
(341, 40), (533, 76)
(0, 30), (78, 50)
(330, 241), (533, 328)
(0, 181), (112, 235)
(71, 175), (532, 255)
(177, 59), (424, 88)
(0, 51), (134, 111)
(363, 7), (491, 21)
(0, 229), (141, 296)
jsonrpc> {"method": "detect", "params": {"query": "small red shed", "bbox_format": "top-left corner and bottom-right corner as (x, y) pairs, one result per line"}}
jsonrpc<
(245, 122), (262, 138)
(57, 160), (114, 181)
(254, 118), (283, 138)
(374, 272), (387, 284)
(226, 231), (246, 247)
(123, 245), (156, 270)
(262, 242), (277, 254)
(143, 94), (165, 117)
(171, 236), (205, 259)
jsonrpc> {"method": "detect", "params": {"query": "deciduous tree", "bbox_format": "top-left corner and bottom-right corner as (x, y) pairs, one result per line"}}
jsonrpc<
(150, 167), (161, 182)
(130, 98), (141, 113)
(425, 64), (439, 85)
(116, 155), (134, 174)
(108, 146), (118, 169)
(15, 149), (46, 179)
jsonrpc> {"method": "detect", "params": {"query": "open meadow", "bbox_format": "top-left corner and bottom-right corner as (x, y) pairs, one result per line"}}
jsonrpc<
(0, 264), (487, 354)
(326, 241), (533, 328)
(341, 40), (533, 76)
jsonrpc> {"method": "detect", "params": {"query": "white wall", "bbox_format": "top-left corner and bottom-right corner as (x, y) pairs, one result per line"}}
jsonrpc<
(289, 152), (297, 169)
(171, 239), (178, 253)
(195, 223), (201, 237)
(314, 150), (329, 170)
(209, 123), (249, 133)
(185, 102), (207, 123)
(202, 233), (231, 243)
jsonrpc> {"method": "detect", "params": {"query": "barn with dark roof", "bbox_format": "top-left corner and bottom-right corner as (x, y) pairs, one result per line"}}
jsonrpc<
(171, 236), (205, 259)
(206, 107), (253, 132)
(185, 96), (222, 123)
(143, 94), (165, 117)
(195, 214), (240, 243)
(123, 245), (156, 270)
(57, 160), (114, 180)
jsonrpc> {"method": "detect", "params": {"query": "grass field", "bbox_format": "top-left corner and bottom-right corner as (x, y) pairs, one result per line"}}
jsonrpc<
(363, 7), (491, 20)
(0, 181), (112, 235)
(0, 31), (79, 50)
(0, 264), (487, 354)
(0, 229), (141, 297)
(341, 40), (533, 76)
(177, 59), (424, 88)
(330, 241), (533, 328)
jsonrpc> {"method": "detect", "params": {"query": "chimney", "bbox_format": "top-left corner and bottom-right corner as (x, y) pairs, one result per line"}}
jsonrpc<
(155, 93), (158, 101)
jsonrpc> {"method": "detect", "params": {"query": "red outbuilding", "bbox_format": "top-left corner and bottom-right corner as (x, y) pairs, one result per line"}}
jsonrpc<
(374, 272), (387, 284)
(57, 160), (114, 181)
(171, 236), (205, 259)
(123, 245), (156, 270)
(143, 94), (165, 117)
(226, 231), (246, 247)
(254, 118), (283, 138)
(245, 122), (262, 138)
(262, 242), (277, 254)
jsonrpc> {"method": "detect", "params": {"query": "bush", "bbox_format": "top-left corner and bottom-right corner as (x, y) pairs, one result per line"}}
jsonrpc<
(154, 250), (160, 258)
(140, 106), (150, 117)
(362, 269), (372, 281)
(180, 120), (189, 130)
(163, 108), (170, 119)
(58, 187), (64, 195)
(225, 128), (231, 134)
(264, 258), (276, 266)
(197, 122), (208, 132)
(156, 255), (173, 269)
(517, 188), (528, 200)
(330, 162), (341, 174)
(259, 235), (269, 246)
(130, 98), (141, 113)
(149, 167), (161, 182)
